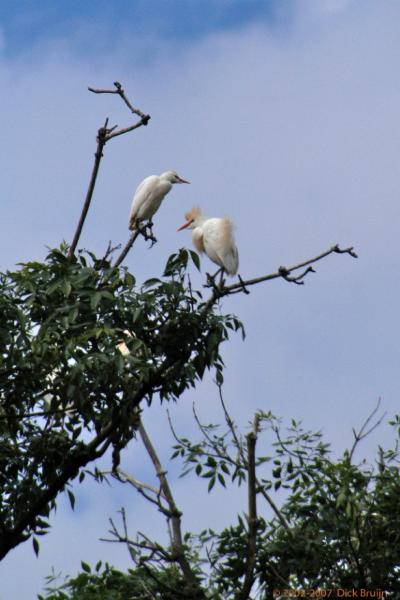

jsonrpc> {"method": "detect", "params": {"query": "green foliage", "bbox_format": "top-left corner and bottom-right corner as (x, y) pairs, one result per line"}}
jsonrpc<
(170, 409), (400, 595)
(0, 245), (242, 558)
(40, 561), (186, 600)
(40, 410), (400, 598)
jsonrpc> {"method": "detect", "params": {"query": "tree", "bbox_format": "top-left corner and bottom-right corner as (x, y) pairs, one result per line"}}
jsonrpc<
(0, 82), (356, 596)
(41, 398), (400, 599)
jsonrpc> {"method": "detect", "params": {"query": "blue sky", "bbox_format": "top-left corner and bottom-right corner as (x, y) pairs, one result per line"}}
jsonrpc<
(1, 0), (400, 598)
(0, 0), (281, 57)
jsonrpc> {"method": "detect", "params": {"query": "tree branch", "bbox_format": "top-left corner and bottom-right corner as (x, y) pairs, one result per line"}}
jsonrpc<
(68, 120), (108, 259)
(137, 421), (205, 597)
(203, 244), (358, 310)
(110, 468), (170, 515)
(219, 389), (293, 534)
(349, 398), (386, 463)
(68, 82), (150, 259)
(113, 230), (140, 268)
(0, 367), (168, 560)
(88, 81), (150, 122)
(234, 415), (259, 600)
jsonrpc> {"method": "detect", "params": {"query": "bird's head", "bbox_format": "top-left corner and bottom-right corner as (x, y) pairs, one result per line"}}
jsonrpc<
(162, 170), (190, 184)
(177, 206), (203, 231)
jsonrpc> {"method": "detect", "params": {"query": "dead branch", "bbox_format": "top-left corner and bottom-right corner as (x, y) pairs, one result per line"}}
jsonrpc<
(203, 244), (358, 310)
(68, 82), (150, 260)
(88, 81), (150, 123)
(68, 119), (109, 259)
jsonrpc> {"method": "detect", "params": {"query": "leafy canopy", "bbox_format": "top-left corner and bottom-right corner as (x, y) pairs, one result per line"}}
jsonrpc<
(0, 244), (243, 559)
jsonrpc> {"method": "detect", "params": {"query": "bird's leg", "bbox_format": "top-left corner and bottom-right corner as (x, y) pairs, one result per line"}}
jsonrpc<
(205, 267), (224, 290)
(237, 274), (250, 295)
(144, 220), (157, 246)
(136, 219), (157, 246)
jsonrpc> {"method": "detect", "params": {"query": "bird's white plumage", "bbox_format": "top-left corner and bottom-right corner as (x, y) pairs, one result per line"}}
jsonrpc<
(201, 218), (239, 275)
(129, 170), (189, 230)
(179, 207), (239, 276)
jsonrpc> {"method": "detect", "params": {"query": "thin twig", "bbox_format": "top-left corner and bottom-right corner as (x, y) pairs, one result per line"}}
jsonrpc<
(89, 81), (150, 121)
(106, 122), (148, 141)
(218, 385), (247, 465)
(258, 488), (292, 534)
(218, 389), (293, 533)
(101, 240), (121, 262)
(349, 398), (386, 463)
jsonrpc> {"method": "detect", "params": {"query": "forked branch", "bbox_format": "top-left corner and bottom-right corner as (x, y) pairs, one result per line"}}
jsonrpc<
(349, 398), (386, 463)
(68, 82), (150, 259)
(108, 421), (206, 598)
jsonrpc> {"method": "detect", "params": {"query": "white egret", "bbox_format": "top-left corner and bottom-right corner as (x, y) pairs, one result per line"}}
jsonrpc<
(177, 206), (239, 278)
(129, 170), (190, 231)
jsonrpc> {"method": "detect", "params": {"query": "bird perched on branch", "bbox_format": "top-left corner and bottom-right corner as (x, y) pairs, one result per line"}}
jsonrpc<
(177, 207), (239, 281)
(129, 170), (190, 231)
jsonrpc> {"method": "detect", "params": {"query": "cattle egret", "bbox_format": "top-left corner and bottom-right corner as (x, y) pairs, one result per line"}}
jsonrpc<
(129, 170), (190, 231)
(177, 207), (239, 277)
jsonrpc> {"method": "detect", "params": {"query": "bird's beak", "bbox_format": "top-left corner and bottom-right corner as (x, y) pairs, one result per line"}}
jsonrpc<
(177, 176), (190, 184)
(177, 220), (192, 231)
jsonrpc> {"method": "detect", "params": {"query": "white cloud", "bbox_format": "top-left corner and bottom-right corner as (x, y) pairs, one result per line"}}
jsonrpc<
(2, 2), (400, 597)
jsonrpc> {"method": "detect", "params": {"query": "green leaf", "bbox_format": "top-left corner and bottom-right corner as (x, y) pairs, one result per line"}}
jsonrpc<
(33, 537), (40, 556)
(81, 561), (91, 573)
(67, 490), (75, 510)
(189, 250), (201, 271)
(95, 560), (102, 572)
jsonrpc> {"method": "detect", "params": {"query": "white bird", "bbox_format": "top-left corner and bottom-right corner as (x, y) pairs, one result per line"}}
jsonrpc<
(129, 170), (190, 231)
(177, 207), (239, 277)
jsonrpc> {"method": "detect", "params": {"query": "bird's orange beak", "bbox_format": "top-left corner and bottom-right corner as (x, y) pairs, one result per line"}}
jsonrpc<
(177, 220), (192, 231)
(177, 176), (190, 184)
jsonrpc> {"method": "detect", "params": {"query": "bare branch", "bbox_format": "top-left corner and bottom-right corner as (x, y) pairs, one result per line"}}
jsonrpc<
(101, 240), (121, 262)
(258, 487), (292, 534)
(89, 81), (150, 122)
(349, 398), (386, 463)
(69, 82), (150, 260)
(137, 421), (206, 598)
(105, 121), (148, 141)
(113, 230), (140, 268)
(203, 244), (358, 309)
(218, 388), (293, 534)
(109, 469), (168, 512)
(218, 385), (247, 465)
(68, 120), (108, 259)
